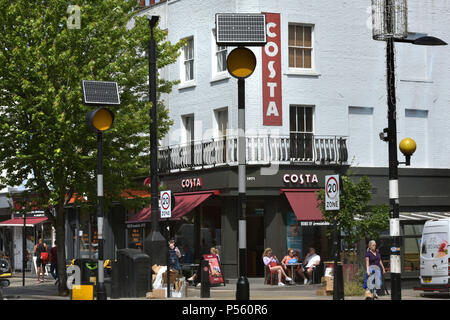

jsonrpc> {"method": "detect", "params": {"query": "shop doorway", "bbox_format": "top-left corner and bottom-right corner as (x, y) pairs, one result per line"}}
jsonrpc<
(246, 213), (264, 277)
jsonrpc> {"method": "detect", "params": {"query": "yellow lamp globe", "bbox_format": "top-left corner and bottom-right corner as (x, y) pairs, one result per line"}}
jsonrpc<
(399, 137), (416, 156)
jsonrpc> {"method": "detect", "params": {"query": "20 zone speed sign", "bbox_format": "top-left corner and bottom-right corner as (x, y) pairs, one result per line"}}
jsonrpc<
(325, 175), (340, 211)
(160, 190), (172, 218)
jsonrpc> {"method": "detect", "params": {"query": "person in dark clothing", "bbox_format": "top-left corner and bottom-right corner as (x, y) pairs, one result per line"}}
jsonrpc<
(49, 241), (58, 285)
(168, 239), (181, 273)
(33, 238), (48, 283)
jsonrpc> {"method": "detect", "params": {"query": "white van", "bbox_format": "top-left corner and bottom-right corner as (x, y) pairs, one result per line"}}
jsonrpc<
(418, 219), (450, 292)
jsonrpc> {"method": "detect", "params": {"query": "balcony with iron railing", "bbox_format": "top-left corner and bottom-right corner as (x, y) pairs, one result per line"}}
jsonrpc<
(158, 133), (348, 173)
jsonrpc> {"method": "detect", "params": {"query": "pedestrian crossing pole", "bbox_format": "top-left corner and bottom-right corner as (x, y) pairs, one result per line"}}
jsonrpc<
(96, 130), (107, 300)
(386, 37), (401, 300)
(226, 47), (256, 300)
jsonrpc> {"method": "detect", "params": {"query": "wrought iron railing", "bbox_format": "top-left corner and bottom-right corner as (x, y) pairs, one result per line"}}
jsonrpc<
(158, 134), (348, 173)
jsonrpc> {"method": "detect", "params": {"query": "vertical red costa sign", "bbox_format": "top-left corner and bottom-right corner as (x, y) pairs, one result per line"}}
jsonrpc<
(262, 12), (282, 126)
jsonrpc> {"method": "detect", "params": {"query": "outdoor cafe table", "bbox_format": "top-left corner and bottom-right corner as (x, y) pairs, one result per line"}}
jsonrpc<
(286, 263), (301, 284)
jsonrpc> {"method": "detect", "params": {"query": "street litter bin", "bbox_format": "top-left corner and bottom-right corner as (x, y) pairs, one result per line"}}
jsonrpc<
(74, 259), (98, 286)
(117, 248), (150, 298)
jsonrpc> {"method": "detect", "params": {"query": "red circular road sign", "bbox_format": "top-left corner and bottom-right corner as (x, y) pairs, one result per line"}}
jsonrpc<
(161, 191), (171, 211)
(325, 176), (339, 199)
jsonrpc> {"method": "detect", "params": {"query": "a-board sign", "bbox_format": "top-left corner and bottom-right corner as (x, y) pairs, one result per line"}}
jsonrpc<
(202, 254), (224, 285)
(325, 175), (340, 211)
(160, 190), (172, 218)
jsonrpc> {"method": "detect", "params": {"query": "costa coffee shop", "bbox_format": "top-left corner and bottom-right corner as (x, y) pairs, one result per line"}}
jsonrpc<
(125, 165), (346, 279)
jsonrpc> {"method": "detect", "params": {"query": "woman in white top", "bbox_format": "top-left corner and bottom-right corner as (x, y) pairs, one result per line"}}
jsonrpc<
(262, 248), (292, 286)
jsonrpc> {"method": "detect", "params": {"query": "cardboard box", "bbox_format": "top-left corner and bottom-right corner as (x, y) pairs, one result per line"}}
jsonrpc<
(147, 288), (166, 299)
(162, 269), (179, 284)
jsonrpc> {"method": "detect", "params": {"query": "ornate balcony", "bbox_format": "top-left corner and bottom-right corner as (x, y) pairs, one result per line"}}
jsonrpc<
(158, 134), (348, 173)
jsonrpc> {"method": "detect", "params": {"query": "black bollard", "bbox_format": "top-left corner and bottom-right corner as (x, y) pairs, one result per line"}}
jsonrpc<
(110, 260), (120, 299)
(334, 264), (345, 300)
(236, 276), (249, 300)
(200, 259), (210, 298)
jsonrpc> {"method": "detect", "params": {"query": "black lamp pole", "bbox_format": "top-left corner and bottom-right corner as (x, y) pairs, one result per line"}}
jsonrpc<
(145, 15), (167, 291)
(386, 36), (402, 300)
(22, 210), (26, 287)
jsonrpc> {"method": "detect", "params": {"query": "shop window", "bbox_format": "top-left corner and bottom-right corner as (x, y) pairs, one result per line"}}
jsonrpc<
(128, 227), (144, 250)
(78, 210), (98, 259)
(404, 237), (421, 272)
(200, 206), (221, 255)
(174, 211), (195, 262)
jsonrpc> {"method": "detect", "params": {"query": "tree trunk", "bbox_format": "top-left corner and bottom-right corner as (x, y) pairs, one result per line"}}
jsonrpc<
(56, 204), (69, 296)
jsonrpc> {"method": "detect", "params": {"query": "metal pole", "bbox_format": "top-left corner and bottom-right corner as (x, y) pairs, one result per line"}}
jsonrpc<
(166, 220), (170, 298)
(96, 131), (107, 300)
(23, 211), (26, 287)
(236, 78), (249, 300)
(387, 37), (401, 300)
(145, 16), (167, 291)
(149, 18), (159, 239)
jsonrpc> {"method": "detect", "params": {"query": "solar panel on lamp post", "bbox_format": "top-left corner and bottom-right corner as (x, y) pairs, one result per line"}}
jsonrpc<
(216, 13), (266, 301)
(82, 80), (119, 300)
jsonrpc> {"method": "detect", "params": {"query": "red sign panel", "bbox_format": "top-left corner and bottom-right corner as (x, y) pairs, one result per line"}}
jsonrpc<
(202, 254), (224, 285)
(262, 12), (282, 126)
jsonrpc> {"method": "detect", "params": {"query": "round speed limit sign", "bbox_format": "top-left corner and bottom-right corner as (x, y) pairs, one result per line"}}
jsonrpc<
(325, 175), (340, 211)
(160, 190), (172, 218)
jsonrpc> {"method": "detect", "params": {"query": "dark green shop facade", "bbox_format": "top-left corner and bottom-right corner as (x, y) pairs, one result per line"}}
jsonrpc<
(64, 166), (450, 281)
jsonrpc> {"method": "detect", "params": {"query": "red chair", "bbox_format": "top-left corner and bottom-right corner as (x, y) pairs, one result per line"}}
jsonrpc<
(264, 265), (278, 285)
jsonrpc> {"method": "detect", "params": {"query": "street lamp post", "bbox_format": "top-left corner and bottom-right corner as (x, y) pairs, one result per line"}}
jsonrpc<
(372, 0), (447, 300)
(144, 15), (167, 290)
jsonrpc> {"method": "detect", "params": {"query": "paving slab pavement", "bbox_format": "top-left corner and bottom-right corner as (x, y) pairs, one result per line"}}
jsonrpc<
(3, 274), (449, 300)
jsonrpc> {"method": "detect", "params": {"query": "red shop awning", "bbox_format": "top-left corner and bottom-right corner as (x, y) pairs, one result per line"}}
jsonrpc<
(0, 216), (48, 227)
(281, 189), (323, 221)
(126, 190), (220, 223)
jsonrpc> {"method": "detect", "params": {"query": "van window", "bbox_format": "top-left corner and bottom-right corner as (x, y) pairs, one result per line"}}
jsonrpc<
(421, 233), (448, 259)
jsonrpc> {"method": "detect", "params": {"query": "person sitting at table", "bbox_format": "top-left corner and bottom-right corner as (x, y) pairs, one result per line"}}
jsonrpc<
(281, 248), (299, 278)
(298, 247), (321, 285)
(263, 248), (292, 286)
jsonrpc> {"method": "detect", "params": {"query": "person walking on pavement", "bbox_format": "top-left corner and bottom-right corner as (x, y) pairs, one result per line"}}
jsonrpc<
(49, 241), (58, 285)
(364, 240), (386, 299)
(33, 238), (48, 283)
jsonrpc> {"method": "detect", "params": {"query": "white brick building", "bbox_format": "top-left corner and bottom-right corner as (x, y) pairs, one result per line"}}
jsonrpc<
(130, 0), (450, 280)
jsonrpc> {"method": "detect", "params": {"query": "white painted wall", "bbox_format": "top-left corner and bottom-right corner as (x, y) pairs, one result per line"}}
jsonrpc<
(140, 0), (450, 169)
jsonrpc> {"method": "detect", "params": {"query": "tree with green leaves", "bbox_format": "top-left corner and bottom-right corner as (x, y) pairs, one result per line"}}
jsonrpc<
(0, 0), (184, 295)
(316, 172), (389, 249)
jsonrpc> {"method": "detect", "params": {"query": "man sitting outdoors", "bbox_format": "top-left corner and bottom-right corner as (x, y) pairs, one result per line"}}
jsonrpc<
(298, 247), (321, 285)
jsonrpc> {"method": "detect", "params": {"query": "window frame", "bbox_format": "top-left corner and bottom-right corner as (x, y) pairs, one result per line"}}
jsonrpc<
(211, 29), (230, 82)
(286, 23), (318, 75)
(179, 36), (196, 88)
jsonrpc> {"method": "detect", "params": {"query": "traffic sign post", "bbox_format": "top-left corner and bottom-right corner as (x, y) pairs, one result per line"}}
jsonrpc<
(160, 190), (176, 298)
(325, 175), (344, 300)
(160, 191), (172, 219)
(325, 175), (340, 211)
